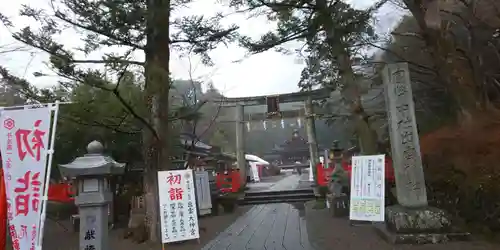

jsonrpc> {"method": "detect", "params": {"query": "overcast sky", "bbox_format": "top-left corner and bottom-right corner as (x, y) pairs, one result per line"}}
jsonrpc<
(0, 0), (402, 97)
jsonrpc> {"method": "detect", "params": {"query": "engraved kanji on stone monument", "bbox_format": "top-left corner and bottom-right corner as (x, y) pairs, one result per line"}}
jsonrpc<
(383, 62), (428, 208)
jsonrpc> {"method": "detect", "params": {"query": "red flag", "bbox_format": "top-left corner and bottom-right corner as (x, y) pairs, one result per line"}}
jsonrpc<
(0, 163), (7, 250)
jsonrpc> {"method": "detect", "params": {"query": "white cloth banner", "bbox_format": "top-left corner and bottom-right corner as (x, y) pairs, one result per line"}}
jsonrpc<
(308, 161), (314, 182)
(349, 154), (386, 222)
(250, 163), (260, 182)
(158, 170), (200, 243)
(0, 107), (52, 250)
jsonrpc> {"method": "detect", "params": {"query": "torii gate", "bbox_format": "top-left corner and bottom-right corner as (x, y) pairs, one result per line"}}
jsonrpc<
(216, 88), (330, 185)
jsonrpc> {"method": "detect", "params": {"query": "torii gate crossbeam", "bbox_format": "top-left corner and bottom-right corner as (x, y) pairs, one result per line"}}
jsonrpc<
(215, 88), (330, 187)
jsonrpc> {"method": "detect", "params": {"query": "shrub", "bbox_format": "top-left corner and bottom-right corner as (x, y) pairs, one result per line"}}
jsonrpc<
(421, 117), (500, 236)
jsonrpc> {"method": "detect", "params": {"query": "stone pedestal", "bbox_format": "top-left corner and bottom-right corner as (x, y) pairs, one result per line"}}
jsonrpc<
(375, 205), (470, 244)
(326, 194), (349, 217)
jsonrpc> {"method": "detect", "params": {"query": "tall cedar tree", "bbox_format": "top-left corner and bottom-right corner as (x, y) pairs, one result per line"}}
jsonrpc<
(1, 0), (238, 241)
(232, 0), (386, 154)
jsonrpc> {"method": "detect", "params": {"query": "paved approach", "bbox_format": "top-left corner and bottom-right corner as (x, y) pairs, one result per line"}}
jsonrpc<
(202, 172), (316, 250)
(200, 171), (500, 250)
(246, 170), (309, 192)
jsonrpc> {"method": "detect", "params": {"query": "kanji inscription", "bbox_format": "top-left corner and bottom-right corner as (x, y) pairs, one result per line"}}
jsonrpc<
(15, 120), (46, 161)
(383, 62), (428, 208)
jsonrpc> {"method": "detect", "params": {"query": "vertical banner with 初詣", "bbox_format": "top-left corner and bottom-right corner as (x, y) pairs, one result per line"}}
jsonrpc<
(0, 106), (53, 250)
(158, 169), (200, 244)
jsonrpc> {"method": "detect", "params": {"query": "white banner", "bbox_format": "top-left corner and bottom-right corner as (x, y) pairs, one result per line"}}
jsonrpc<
(250, 163), (260, 182)
(194, 171), (212, 216)
(0, 107), (52, 250)
(158, 169), (200, 243)
(349, 154), (386, 222)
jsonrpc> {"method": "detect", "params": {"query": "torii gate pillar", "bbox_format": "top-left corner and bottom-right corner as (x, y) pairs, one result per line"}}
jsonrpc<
(305, 96), (319, 184)
(235, 104), (247, 185)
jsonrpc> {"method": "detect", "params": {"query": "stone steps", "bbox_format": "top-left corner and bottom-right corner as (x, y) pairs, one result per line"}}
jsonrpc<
(239, 188), (315, 205)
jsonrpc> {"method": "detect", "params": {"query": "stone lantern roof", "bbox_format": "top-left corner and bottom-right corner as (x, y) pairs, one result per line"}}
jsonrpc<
(59, 140), (125, 178)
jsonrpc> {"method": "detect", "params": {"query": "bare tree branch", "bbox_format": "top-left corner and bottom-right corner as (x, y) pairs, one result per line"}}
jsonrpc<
(61, 114), (141, 134)
(53, 11), (146, 51)
(100, 67), (160, 139)
(391, 31), (423, 39)
(366, 41), (436, 72)
(72, 59), (144, 67)
(0, 43), (29, 54)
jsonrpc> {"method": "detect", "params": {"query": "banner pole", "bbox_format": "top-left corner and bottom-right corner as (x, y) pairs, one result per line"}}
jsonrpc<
(0, 167), (7, 250)
(0, 102), (71, 111)
(37, 101), (60, 249)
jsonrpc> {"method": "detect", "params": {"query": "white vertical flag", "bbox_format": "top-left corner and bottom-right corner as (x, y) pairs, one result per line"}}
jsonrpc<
(0, 106), (54, 250)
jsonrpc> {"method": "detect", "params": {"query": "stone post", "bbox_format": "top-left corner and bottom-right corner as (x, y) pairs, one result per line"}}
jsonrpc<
(384, 63), (427, 207)
(59, 141), (125, 250)
(235, 104), (246, 185)
(305, 96), (319, 185)
(378, 63), (468, 244)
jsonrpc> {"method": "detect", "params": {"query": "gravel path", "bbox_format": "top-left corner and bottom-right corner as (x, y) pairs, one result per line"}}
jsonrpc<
(15, 205), (251, 250)
(304, 201), (498, 250)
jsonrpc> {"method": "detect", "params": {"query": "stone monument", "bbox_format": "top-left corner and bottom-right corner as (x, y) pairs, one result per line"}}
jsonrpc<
(59, 141), (125, 250)
(378, 63), (469, 244)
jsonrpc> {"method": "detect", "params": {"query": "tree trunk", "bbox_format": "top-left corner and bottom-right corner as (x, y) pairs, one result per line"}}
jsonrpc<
(354, 115), (378, 155)
(316, 0), (380, 155)
(143, 0), (171, 242)
(403, 0), (485, 122)
(339, 54), (379, 155)
(143, 151), (161, 242)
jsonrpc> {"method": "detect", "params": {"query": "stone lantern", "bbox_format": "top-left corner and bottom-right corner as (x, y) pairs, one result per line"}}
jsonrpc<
(59, 140), (125, 250)
(326, 140), (350, 217)
(328, 140), (346, 192)
(329, 140), (343, 166)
